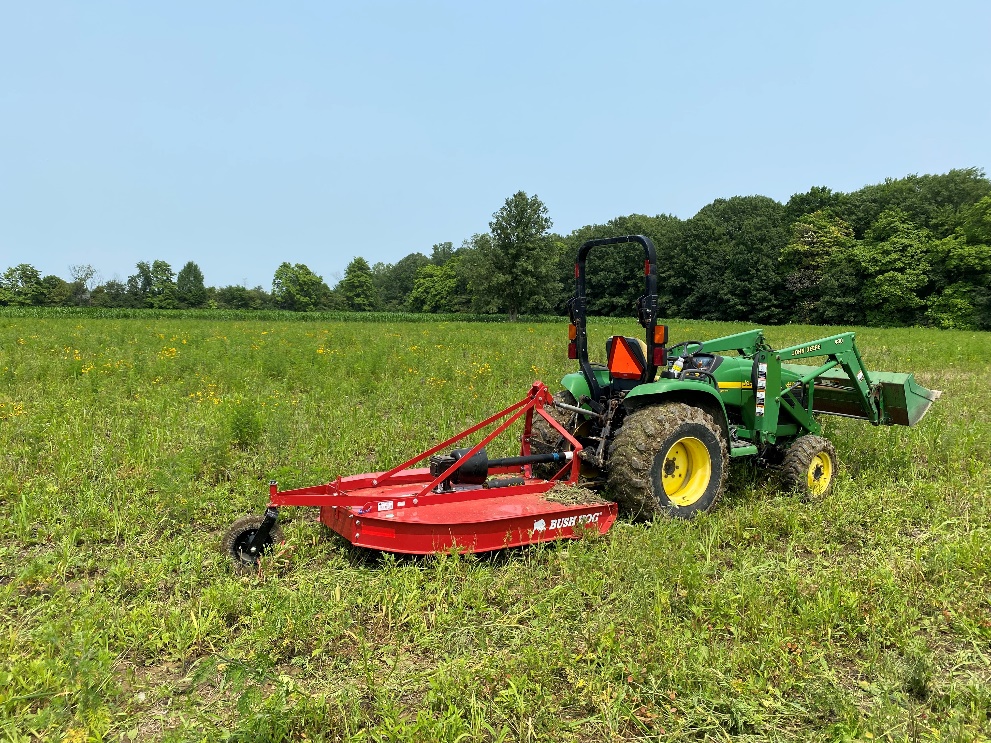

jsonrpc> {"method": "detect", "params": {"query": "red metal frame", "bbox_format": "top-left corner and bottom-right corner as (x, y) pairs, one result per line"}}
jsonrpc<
(267, 382), (618, 554)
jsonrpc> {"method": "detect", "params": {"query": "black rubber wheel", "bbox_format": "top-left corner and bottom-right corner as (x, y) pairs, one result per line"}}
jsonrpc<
(607, 403), (728, 519)
(780, 435), (838, 500)
(529, 390), (579, 479)
(222, 515), (284, 574)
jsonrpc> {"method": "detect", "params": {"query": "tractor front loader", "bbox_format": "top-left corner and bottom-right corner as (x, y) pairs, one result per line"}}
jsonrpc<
(223, 235), (940, 569)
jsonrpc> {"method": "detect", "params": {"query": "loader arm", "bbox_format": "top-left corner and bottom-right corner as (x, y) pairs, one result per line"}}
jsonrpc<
(777, 331), (881, 423)
(749, 331), (939, 444)
(750, 332), (878, 444)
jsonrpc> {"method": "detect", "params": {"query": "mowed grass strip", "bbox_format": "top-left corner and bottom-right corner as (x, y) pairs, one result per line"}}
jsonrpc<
(0, 316), (988, 742)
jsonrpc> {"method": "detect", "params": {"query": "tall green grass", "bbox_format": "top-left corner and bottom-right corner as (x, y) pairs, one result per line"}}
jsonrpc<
(0, 317), (988, 741)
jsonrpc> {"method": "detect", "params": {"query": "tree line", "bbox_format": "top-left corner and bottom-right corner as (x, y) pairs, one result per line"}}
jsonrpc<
(4, 168), (991, 329)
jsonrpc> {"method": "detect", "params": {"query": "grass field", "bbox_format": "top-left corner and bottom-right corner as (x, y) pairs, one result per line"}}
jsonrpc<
(1, 313), (988, 742)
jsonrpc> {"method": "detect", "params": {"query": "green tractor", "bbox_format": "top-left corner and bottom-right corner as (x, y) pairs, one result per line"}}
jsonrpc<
(530, 234), (941, 518)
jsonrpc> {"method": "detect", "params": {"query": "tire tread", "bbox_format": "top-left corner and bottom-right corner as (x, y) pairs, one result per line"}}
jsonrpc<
(608, 403), (728, 519)
(780, 435), (838, 499)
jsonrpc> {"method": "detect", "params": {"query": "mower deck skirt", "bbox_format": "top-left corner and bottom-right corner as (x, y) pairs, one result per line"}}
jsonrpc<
(315, 484), (617, 555)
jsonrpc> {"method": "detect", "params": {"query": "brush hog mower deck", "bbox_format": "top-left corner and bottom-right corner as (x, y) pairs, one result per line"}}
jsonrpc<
(223, 382), (618, 569)
(223, 234), (940, 571)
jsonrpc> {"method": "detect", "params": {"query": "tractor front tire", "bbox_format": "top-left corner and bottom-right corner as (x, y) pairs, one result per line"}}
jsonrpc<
(608, 403), (728, 519)
(222, 515), (284, 575)
(780, 435), (837, 500)
(529, 390), (578, 479)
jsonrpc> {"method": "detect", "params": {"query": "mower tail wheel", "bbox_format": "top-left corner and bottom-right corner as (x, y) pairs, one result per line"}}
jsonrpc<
(222, 515), (284, 574)
(780, 435), (838, 500)
(608, 402), (728, 519)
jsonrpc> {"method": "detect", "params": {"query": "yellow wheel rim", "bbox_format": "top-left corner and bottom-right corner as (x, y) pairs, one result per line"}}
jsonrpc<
(661, 436), (712, 507)
(807, 451), (833, 496)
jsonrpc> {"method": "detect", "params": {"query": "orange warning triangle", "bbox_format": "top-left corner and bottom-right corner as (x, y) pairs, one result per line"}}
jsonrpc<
(608, 337), (644, 380)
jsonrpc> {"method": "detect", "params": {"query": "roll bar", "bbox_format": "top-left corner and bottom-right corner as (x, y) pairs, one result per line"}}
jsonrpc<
(568, 234), (660, 401)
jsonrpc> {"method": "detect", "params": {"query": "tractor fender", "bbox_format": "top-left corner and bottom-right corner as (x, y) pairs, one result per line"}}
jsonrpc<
(561, 372), (590, 402)
(622, 380), (732, 444)
(560, 369), (609, 404)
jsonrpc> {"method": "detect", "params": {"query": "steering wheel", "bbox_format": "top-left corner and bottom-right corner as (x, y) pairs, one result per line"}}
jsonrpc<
(667, 340), (705, 357)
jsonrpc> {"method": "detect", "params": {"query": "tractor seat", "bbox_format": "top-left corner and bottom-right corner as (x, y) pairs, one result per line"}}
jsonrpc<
(606, 336), (650, 382)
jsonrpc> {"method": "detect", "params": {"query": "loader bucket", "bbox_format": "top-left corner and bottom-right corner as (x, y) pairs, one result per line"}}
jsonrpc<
(813, 369), (941, 426)
(874, 371), (942, 426)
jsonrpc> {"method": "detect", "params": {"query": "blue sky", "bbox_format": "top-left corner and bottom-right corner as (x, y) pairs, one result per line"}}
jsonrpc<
(2, 1), (989, 289)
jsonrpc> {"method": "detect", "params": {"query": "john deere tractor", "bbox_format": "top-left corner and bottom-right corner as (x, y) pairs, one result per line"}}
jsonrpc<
(530, 235), (941, 518)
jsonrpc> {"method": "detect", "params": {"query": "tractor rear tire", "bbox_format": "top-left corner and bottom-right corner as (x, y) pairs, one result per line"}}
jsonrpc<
(222, 515), (284, 575)
(608, 403), (728, 519)
(529, 390), (578, 479)
(780, 435), (838, 500)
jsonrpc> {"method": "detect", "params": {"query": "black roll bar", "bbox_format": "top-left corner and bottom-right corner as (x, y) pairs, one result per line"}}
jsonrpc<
(569, 235), (659, 401)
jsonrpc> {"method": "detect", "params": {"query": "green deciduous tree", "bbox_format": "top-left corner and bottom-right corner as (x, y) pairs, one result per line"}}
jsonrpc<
(815, 248), (865, 326)
(783, 186), (844, 225)
(125, 260), (177, 308)
(853, 210), (933, 326)
(213, 285), (271, 310)
(40, 275), (72, 305)
(926, 283), (977, 329)
(400, 242), (460, 312)
(924, 194), (991, 329)
(430, 242), (454, 266)
(0, 264), (44, 306)
(840, 168), (991, 239)
(126, 262), (152, 307)
(779, 211), (856, 323)
(176, 261), (208, 308)
(337, 257), (378, 311)
(90, 279), (130, 308)
(931, 233), (991, 286)
(407, 255), (471, 313)
(457, 234), (496, 313)
(472, 191), (558, 321)
(272, 263), (332, 311)
(673, 196), (789, 323)
(959, 195), (991, 245)
(921, 232), (991, 329)
(372, 253), (430, 310)
(149, 260), (178, 308)
(216, 285), (251, 310)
